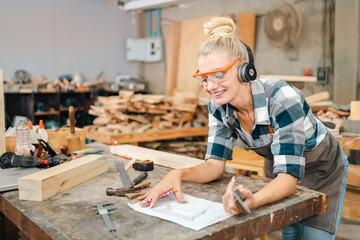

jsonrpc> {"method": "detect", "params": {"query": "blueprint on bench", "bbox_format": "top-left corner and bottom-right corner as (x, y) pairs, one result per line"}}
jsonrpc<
(128, 193), (233, 231)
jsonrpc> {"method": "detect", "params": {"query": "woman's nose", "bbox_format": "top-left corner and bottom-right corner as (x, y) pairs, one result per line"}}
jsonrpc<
(205, 79), (217, 91)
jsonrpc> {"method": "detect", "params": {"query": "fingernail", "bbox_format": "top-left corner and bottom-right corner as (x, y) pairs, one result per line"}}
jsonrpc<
(232, 176), (235, 181)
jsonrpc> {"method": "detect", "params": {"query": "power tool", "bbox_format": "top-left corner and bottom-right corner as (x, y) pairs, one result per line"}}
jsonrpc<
(0, 152), (68, 169)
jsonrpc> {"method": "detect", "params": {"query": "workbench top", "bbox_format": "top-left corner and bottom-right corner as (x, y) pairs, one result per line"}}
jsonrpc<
(0, 143), (326, 240)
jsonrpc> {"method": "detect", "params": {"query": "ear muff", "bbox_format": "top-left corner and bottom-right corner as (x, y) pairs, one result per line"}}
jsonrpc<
(237, 40), (257, 82)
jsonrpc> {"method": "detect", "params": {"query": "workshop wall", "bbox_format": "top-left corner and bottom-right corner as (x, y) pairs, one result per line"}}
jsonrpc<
(135, 0), (340, 97)
(0, 0), (137, 83)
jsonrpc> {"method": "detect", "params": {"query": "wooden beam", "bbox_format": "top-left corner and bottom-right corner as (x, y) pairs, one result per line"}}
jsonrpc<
(347, 164), (360, 187)
(0, 69), (5, 154)
(165, 21), (181, 96)
(337, 136), (360, 151)
(259, 75), (317, 83)
(110, 144), (204, 169)
(18, 155), (108, 201)
(237, 12), (256, 52)
(305, 92), (330, 104)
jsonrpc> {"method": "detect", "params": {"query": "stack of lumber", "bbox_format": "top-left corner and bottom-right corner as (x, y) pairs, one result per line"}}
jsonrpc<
(85, 90), (209, 144)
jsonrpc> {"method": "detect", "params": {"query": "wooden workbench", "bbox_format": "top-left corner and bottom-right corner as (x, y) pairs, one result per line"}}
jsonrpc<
(0, 143), (327, 240)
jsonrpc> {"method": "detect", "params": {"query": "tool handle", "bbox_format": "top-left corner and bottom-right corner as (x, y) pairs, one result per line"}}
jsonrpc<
(69, 106), (76, 134)
(100, 212), (117, 233)
(130, 172), (148, 187)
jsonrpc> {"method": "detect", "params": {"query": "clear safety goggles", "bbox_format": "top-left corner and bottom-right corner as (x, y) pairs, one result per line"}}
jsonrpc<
(193, 57), (241, 86)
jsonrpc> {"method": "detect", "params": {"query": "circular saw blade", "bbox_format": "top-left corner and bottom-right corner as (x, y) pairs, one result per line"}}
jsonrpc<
(0, 152), (15, 169)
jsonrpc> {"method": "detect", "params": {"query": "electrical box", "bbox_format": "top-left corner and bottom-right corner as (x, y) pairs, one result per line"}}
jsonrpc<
(317, 66), (330, 83)
(126, 37), (162, 62)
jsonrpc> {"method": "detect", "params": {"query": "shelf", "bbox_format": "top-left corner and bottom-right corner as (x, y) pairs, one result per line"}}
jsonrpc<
(34, 111), (60, 116)
(60, 107), (84, 112)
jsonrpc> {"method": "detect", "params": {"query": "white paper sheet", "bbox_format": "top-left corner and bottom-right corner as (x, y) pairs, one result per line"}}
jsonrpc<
(127, 193), (233, 231)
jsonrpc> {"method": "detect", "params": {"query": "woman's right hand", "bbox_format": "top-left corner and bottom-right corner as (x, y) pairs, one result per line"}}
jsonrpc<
(138, 169), (187, 208)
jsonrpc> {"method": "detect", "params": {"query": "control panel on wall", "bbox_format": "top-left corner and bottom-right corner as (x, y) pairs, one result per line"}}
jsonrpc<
(126, 36), (162, 62)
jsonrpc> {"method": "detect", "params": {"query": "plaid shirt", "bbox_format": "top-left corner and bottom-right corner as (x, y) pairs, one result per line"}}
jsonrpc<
(205, 78), (328, 179)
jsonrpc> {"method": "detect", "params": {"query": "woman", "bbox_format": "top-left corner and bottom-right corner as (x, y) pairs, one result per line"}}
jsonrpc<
(139, 17), (348, 239)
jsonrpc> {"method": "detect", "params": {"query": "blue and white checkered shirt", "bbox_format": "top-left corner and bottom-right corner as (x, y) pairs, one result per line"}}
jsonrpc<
(205, 78), (328, 179)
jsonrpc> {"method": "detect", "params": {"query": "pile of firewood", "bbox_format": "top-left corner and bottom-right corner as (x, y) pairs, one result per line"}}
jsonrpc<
(88, 90), (209, 135)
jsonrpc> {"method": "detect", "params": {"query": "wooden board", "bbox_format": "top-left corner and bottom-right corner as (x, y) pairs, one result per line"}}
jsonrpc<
(336, 136), (360, 151)
(85, 125), (209, 145)
(259, 75), (317, 82)
(226, 147), (265, 176)
(110, 144), (204, 169)
(350, 101), (360, 120)
(18, 154), (108, 201)
(165, 14), (234, 98)
(237, 12), (256, 51)
(347, 164), (360, 187)
(0, 69), (5, 154)
(47, 127), (86, 152)
(305, 92), (330, 104)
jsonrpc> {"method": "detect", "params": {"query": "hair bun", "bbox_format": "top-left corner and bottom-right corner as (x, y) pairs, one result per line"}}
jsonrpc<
(203, 17), (236, 39)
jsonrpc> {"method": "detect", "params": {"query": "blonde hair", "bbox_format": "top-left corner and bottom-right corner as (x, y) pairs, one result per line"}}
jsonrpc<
(198, 17), (248, 62)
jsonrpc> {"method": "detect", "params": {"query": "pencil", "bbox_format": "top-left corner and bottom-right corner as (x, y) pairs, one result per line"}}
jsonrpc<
(145, 189), (178, 203)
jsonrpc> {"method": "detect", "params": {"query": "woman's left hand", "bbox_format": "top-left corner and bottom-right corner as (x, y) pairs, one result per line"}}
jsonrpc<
(222, 176), (254, 214)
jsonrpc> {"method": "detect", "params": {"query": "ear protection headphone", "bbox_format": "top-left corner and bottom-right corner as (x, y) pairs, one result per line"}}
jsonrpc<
(237, 40), (257, 82)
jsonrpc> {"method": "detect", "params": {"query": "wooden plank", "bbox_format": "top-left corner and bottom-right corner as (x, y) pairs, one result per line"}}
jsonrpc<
(110, 144), (204, 169)
(347, 164), (360, 187)
(18, 155), (108, 201)
(350, 101), (360, 120)
(337, 136), (360, 150)
(0, 69), (5, 155)
(237, 12), (256, 51)
(166, 14), (234, 98)
(342, 200), (360, 222)
(259, 75), (317, 82)
(226, 147), (265, 176)
(165, 21), (181, 96)
(85, 125), (209, 145)
(305, 92), (330, 104)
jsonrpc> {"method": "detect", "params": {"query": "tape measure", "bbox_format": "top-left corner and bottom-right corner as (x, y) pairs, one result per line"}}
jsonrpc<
(133, 160), (154, 171)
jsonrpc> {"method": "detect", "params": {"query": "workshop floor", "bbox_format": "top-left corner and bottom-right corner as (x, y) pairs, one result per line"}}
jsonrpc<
(259, 218), (360, 240)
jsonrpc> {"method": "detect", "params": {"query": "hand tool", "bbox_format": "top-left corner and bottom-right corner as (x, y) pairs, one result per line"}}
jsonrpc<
(133, 160), (154, 171)
(38, 139), (59, 157)
(92, 203), (117, 237)
(115, 159), (132, 187)
(106, 180), (151, 197)
(233, 189), (251, 214)
(66, 106), (81, 153)
(115, 159), (148, 188)
(0, 152), (69, 169)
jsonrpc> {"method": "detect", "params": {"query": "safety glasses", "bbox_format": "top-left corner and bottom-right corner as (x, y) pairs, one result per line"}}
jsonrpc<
(193, 57), (241, 86)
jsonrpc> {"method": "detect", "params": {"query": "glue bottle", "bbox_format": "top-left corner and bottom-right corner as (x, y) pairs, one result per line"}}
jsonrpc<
(16, 120), (31, 156)
(28, 121), (40, 144)
(38, 120), (48, 142)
